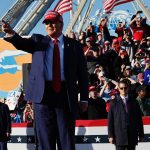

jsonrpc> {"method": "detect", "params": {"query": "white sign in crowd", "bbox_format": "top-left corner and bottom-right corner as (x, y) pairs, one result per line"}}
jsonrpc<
(5, 90), (21, 110)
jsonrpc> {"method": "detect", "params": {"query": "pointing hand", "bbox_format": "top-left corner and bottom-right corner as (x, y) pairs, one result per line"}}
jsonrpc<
(1, 20), (15, 35)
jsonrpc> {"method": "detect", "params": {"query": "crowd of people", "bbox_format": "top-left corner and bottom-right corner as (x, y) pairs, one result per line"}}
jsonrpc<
(67, 11), (150, 120)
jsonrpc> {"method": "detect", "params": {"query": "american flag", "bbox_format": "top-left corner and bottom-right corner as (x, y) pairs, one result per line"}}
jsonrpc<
(103, 0), (134, 13)
(54, 0), (72, 15)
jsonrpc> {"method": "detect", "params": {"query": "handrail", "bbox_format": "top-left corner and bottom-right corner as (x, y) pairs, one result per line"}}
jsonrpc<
(77, 0), (96, 34)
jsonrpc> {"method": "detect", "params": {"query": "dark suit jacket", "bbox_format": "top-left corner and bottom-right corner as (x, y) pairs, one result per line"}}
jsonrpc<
(0, 102), (11, 141)
(108, 95), (144, 146)
(4, 33), (89, 118)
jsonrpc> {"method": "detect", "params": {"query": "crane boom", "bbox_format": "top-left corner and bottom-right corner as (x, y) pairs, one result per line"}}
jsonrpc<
(0, 0), (34, 37)
(65, 0), (87, 36)
(0, 0), (55, 36)
(14, 0), (55, 35)
(77, 0), (96, 33)
(135, 0), (150, 21)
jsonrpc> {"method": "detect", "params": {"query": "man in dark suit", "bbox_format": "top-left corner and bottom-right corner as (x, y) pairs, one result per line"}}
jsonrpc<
(0, 100), (11, 150)
(2, 10), (89, 150)
(108, 79), (144, 150)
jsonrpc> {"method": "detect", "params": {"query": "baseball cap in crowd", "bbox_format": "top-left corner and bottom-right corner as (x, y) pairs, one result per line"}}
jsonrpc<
(137, 49), (144, 53)
(86, 36), (94, 42)
(86, 37), (91, 42)
(137, 73), (144, 81)
(98, 71), (105, 78)
(43, 10), (63, 23)
(125, 66), (131, 70)
(145, 57), (150, 63)
(133, 39), (139, 42)
(109, 89), (119, 97)
(104, 41), (110, 45)
(120, 46), (126, 51)
(147, 37), (150, 40)
(89, 86), (96, 91)
(95, 64), (100, 68)
(112, 38), (119, 44)
(97, 32), (102, 36)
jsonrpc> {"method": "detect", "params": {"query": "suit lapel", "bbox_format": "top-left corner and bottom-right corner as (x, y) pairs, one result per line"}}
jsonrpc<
(63, 36), (70, 57)
(63, 36), (71, 73)
(42, 35), (51, 49)
(41, 35), (51, 68)
(126, 96), (132, 113)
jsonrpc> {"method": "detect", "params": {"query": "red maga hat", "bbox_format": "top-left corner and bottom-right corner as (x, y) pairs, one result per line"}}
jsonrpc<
(137, 49), (144, 53)
(112, 38), (119, 44)
(89, 86), (96, 91)
(43, 10), (63, 23)
(137, 73), (144, 80)
(104, 41), (110, 45)
(86, 36), (94, 42)
(109, 89), (119, 96)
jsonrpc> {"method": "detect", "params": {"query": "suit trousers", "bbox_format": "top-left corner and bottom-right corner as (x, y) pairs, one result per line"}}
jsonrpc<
(116, 145), (135, 150)
(34, 81), (76, 150)
(115, 125), (136, 150)
(0, 142), (7, 150)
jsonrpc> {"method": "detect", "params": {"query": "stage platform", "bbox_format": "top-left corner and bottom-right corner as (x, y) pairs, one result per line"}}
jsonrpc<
(8, 117), (150, 150)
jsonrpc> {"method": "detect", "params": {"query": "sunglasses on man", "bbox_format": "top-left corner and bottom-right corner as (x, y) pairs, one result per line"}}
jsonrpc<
(119, 87), (128, 90)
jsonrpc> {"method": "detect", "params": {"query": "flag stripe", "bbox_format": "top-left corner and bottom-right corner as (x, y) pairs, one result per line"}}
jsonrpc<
(55, 0), (71, 9)
(54, 0), (72, 15)
(105, 0), (133, 13)
(56, 5), (72, 13)
(104, 0), (133, 9)
(103, 0), (134, 13)
(55, 2), (71, 11)
(103, 0), (133, 8)
(104, 0), (131, 9)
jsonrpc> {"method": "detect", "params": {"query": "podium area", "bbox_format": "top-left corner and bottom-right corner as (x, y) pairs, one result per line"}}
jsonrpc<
(8, 117), (150, 150)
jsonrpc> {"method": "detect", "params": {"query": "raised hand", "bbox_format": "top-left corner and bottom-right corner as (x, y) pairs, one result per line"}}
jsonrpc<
(1, 20), (15, 35)
(109, 137), (115, 144)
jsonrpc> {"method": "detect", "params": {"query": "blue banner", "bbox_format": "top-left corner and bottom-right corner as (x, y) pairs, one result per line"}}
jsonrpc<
(144, 70), (150, 85)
